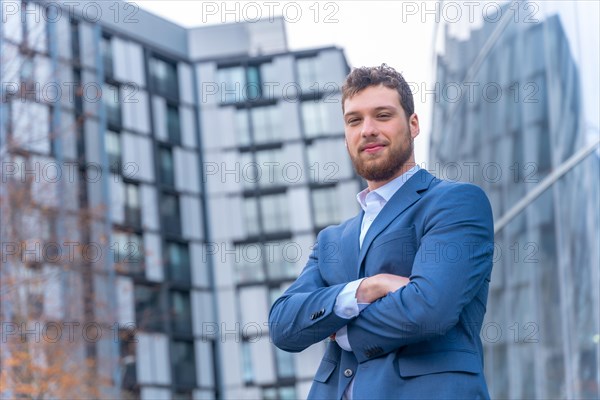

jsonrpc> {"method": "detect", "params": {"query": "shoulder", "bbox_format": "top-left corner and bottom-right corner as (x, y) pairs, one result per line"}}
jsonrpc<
(429, 178), (490, 205)
(314, 213), (361, 245)
(317, 215), (357, 236)
(423, 178), (493, 229)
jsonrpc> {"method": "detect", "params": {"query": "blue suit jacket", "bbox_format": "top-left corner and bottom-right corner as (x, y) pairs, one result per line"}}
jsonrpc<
(269, 169), (494, 399)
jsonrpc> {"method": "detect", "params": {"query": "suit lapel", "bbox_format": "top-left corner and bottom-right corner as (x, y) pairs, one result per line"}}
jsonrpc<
(357, 169), (434, 274)
(341, 213), (362, 281)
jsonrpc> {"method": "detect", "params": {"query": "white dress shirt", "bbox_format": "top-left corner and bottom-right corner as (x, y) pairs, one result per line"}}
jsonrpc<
(332, 165), (420, 399)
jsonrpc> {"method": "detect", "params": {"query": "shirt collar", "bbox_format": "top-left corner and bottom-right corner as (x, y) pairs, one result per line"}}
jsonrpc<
(356, 165), (420, 212)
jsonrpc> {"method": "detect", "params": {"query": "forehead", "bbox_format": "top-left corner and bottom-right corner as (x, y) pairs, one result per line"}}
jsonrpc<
(343, 85), (402, 114)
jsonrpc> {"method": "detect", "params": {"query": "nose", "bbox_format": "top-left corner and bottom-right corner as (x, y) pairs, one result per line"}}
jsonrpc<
(361, 117), (378, 137)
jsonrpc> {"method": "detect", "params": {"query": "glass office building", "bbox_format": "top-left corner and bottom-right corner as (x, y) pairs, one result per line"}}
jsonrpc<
(0, 1), (361, 399)
(430, 2), (599, 398)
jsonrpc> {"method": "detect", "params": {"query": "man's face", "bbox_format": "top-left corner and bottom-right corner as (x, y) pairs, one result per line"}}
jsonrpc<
(343, 84), (420, 189)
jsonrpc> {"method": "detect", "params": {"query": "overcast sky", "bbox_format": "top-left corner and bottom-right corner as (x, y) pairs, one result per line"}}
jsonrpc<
(131, 1), (436, 163)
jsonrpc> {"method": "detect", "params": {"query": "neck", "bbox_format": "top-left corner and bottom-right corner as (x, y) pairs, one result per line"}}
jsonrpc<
(366, 160), (416, 191)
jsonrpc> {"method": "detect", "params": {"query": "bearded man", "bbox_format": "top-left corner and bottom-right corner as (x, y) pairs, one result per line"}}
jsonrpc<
(269, 64), (494, 399)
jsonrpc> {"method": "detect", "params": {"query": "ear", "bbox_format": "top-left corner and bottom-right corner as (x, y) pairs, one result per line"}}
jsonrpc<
(409, 113), (420, 139)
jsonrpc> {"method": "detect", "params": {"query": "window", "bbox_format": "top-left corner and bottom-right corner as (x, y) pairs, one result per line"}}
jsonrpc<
(233, 240), (297, 283)
(170, 291), (192, 335)
(255, 149), (285, 187)
(301, 101), (327, 137)
(241, 341), (254, 384)
(70, 20), (80, 60)
(246, 65), (261, 100)
(306, 142), (327, 184)
(105, 130), (121, 172)
(167, 104), (181, 145)
(20, 56), (34, 83)
(160, 193), (180, 236)
(537, 122), (552, 173)
(265, 241), (296, 280)
(279, 387), (297, 400)
(73, 69), (83, 114)
(23, 2), (47, 53)
(263, 387), (296, 400)
(489, 344), (508, 398)
(239, 152), (256, 191)
(119, 330), (137, 392)
(234, 243), (265, 284)
(113, 231), (144, 275)
(275, 347), (295, 378)
(260, 193), (289, 233)
(10, 101), (51, 154)
(101, 35), (113, 76)
(166, 242), (191, 283)
(243, 197), (260, 237)
(259, 62), (278, 97)
(235, 109), (251, 146)
(216, 66), (245, 103)
(297, 56), (318, 91)
(312, 187), (340, 228)
(216, 63), (273, 104)
(103, 84), (121, 127)
(124, 183), (141, 229)
(158, 146), (175, 187)
(135, 285), (163, 331)
(251, 105), (281, 143)
(171, 341), (196, 388)
(150, 56), (178, 99)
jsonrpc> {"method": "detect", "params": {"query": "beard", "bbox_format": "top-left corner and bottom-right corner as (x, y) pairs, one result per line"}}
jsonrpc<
(349, 137), (413, 182)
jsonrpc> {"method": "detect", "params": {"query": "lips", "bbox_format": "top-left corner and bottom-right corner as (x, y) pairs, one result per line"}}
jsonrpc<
(361, 142), (387, 153)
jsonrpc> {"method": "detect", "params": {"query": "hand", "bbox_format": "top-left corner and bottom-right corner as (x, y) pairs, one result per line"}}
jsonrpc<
(355, 273), (409, 303)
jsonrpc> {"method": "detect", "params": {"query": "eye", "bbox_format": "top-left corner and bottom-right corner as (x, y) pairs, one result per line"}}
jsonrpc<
(377, 113), (391, 119)
(346, 118), (360, 126)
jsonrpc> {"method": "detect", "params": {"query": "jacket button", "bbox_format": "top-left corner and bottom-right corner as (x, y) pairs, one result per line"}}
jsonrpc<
(344, 368), (353, 378)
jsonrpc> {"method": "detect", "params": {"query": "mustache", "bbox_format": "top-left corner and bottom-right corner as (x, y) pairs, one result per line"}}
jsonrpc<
(359, 139), (389, 151)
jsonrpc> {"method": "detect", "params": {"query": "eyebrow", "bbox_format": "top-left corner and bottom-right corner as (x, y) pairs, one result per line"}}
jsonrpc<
(344, 105), (397, 118)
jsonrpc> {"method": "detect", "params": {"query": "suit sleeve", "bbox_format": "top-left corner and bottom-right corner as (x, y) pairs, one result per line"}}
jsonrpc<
(347, 183), (494, 363)
(269, 231), (351, 353)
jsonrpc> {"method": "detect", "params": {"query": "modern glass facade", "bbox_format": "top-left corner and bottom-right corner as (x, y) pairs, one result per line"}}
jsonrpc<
(430, 2), (599, 398)
(0, 1), (361, 399)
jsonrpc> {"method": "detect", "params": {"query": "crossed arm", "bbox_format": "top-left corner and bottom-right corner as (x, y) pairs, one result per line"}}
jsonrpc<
(269, 184), (493, 359)
(355, 273), (410, 303)
(329, 273), (408, 343)
(268, 243), (417, 353)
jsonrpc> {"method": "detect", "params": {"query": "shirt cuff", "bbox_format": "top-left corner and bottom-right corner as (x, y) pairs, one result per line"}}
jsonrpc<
(333, 279), (365, 319)
(335, 325), (352, 351)
(335, 301), (369, 352)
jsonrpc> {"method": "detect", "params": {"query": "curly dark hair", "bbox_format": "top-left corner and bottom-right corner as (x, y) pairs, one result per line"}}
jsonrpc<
(341, 64), (414, 117)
